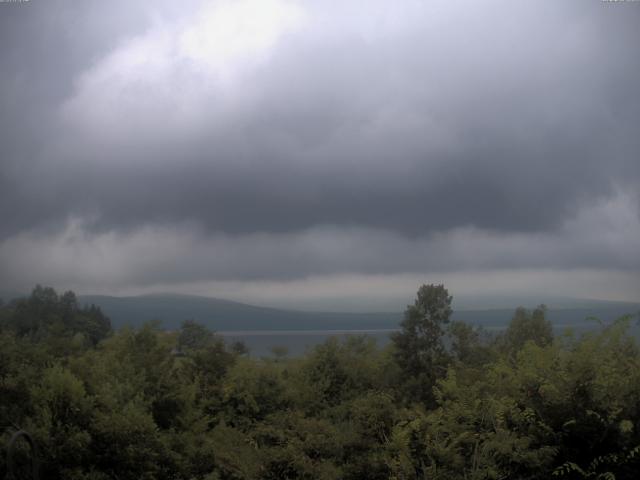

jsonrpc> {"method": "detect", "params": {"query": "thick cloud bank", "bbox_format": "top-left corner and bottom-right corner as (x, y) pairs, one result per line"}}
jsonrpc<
(1, 0), (639, 300)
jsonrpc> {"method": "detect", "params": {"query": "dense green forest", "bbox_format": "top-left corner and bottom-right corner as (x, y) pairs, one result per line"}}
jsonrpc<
(1, 285), (639, 479)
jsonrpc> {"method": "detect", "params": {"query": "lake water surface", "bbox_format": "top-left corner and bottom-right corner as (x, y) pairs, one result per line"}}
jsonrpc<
(219, 321), (624, 357)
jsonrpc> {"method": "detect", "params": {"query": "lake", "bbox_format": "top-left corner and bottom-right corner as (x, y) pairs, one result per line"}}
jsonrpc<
(218, 320), (638, 357)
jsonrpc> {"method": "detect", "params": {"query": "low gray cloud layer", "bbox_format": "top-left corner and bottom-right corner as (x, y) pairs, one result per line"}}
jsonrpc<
(1, 0), (639, 298)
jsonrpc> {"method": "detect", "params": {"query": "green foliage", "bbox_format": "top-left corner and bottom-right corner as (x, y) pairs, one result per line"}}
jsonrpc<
(222, 359), (290, 426)
(391, 284), (453, 405)
(500, 304), (554, 355)
(1, 286), (111, 348)
(298, 335), (389, 410)
(178, 319), (215, 352)
(1, 285), (639, 480)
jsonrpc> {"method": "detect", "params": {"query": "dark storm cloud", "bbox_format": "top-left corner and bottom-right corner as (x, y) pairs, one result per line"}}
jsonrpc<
(1, 0), (639, 288)
(0, 1), (141, 151)
(0, 0), (200, 238)
(2, 190), (639, 290)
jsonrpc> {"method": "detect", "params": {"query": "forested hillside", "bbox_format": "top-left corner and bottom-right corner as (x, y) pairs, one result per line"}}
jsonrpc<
(76, 293), (640, 332)
(1, 285), (639, 479)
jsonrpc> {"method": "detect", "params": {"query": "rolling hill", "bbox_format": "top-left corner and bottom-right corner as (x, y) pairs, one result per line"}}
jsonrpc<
(77, 293), (640, 332)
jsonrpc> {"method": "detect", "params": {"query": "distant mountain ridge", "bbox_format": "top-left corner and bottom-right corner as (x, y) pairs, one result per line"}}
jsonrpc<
(79, 293), (401, 331)
(75, 293), (640, 332)
(3, 290), (637, 332)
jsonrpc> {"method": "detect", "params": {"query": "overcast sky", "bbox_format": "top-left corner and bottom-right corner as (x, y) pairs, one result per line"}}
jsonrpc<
(1, 0), (639, 310)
